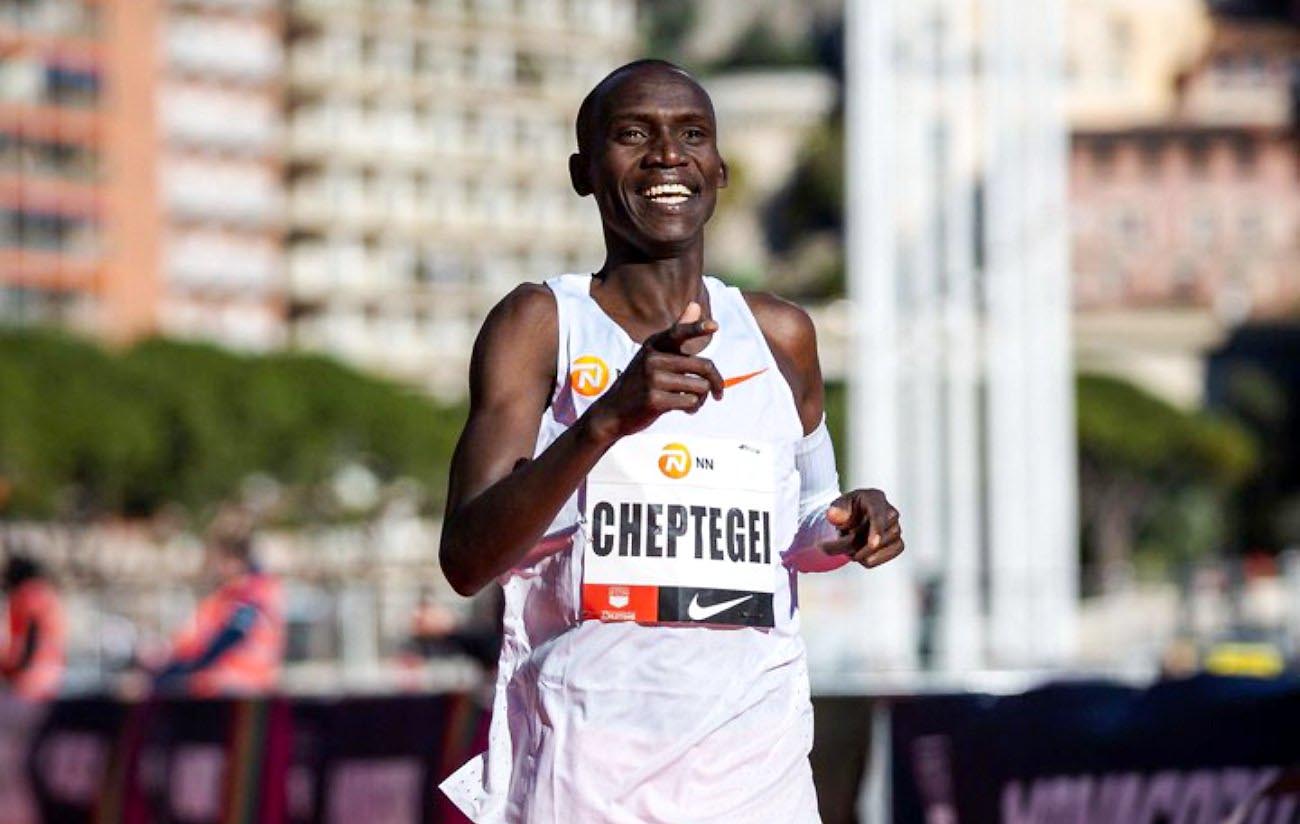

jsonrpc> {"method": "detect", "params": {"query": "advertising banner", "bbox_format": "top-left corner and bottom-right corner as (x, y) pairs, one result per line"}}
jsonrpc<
(890, 676), (1300, 824)
(2, 693), (489, 824)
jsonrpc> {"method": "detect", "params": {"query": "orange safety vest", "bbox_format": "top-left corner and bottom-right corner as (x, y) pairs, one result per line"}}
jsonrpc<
(2, 579), (65, 701)
(172, 572), (284, 697)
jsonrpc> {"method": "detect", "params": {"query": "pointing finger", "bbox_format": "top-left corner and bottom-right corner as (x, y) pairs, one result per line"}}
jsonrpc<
(647, 302), (719, 354)
(650, 320), (718, 353)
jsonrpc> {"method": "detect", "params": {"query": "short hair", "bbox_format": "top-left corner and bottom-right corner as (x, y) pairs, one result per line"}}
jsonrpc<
(206, 507), (256, 564)
(3, 554), (42, 591)
(574, 59), (702, 155)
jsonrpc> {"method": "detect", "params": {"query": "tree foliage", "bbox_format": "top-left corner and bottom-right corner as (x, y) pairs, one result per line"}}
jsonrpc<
(709, 20), (819, 72)
(1076, 373), (1258, 591)
(639, 0), (697, 65)
(0, 332), (464, 522)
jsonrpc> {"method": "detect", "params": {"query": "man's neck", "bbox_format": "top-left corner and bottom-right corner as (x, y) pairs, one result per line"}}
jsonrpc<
(594, 245), (708, 331)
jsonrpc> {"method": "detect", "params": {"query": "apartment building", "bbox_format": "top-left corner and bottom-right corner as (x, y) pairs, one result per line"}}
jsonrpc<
(1065, 0), (1211, 129)
(0, 0), (285, 348)
(0, 0), (122, 333)
(1066, 1), (1300, 403)
(284, 0), (636, 396)
(155, 0), (286, 348)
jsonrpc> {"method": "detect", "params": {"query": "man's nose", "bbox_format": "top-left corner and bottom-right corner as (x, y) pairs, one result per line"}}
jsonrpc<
(644, 128), (686, 167)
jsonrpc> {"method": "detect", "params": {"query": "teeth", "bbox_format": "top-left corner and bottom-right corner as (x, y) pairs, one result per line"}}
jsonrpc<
(644, 183), (692, 198)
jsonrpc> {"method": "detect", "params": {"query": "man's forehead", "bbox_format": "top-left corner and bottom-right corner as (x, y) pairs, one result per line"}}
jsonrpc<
(596, 69), (714, 122)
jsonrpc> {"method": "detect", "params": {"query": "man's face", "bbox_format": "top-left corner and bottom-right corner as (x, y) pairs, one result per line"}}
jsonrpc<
(204, 548), (245, 586)
(573, 68), (727, 256)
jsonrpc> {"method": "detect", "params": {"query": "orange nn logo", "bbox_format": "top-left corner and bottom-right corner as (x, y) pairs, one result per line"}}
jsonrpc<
(571, 355), (610, 396)
(658, 443), (692, 479)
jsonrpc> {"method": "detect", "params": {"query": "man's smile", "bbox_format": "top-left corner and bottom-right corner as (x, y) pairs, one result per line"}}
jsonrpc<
(638, 182), (697, 208)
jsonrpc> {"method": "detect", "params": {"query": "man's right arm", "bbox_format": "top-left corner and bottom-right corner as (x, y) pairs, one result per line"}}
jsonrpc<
(439, 284), (608, 596)
(439, 290), (724, 596)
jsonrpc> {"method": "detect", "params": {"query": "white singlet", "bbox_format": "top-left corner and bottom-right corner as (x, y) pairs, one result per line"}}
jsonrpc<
(440, 274), (820, 824)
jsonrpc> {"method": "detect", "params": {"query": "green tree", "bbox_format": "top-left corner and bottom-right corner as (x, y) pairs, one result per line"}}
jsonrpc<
(1076, 373), (1257, 592)
(709, 20), (818, 72)
(0, 332), (465, 522)
(639, 0), (697, 65)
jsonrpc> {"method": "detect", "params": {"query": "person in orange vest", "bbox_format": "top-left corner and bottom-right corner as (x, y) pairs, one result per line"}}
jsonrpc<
(1, 554), (66, 701)
(154, 515), (284, 697)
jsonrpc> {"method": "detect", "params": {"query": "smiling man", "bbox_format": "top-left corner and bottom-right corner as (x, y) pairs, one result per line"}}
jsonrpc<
(438, 60), (904, 823)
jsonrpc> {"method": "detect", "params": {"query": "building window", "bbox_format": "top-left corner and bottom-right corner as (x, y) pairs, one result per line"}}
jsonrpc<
(1090, 139), (1115, 177)
(1190, 208), (1217, 249)
(1186, 136), (1212, 177)
(1240, 210), (1266, 246)
(1107, 18), (1131, 85)
(1232, 137), (1257, 174)
(1117, 209), (1145, 248)
(517, 51), (543, 87)
(1137, 136), (1163, 178)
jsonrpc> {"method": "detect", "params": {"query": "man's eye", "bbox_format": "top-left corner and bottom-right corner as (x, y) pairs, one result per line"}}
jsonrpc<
(684, 128), (707, 140)
(618, 128), (646, 140)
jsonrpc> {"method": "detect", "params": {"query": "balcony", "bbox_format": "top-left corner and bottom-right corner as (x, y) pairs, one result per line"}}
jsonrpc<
(0, 103), (100, 144)
(159, 83), (280, 153)
(165, 16), (283, 84)
(0, 247), (101, 291)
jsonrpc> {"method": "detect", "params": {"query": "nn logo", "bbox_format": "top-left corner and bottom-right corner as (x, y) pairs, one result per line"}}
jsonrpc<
(658, 442), (712, 479)
(571, 355), (609, 397)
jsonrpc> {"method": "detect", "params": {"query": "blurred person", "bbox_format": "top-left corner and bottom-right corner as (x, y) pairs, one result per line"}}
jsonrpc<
(154, 512), (284, 697)
(406, 587), (503, 671)
(409, 586), (459, 656)
(0, 554), (65, 701)
(439, 60), (904, 823)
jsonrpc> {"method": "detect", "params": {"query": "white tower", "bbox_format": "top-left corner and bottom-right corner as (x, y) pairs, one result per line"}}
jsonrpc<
(802, 0), (1077, 684)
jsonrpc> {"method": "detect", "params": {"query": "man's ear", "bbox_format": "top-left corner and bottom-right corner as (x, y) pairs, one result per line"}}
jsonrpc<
(717, 158), (729, 190)
(569, 153), (591, 197)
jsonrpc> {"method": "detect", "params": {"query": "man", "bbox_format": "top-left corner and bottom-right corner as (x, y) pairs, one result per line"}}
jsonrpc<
(0, 554), (65, 701)
(154, 512), (284, 697)
(439, 60), (904, 823)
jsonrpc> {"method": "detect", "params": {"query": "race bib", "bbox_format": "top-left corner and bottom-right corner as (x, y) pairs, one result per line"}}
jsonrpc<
(580, 433), (778, 628)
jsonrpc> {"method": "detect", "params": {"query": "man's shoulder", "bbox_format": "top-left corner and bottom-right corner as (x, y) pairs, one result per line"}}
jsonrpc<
(491, 282), (556, 321)
(479, 282), (558, 342)
(741, 290), (817, 357)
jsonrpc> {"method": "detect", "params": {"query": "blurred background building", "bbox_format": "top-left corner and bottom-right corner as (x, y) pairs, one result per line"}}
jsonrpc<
(0, 0), (285, 348)
(0, 0), (634, 393)
(1070, 0), (1300, 403)
(283, 0), (633, 394)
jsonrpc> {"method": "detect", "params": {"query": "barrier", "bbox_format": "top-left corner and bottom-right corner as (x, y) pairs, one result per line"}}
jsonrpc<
(0, 693), (490, 824)
(7, 676), (1297, 823)
(889, 676), (1300, 824)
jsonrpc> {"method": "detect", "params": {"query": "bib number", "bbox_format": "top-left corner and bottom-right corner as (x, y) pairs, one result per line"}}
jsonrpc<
(580, 434), (778, 628)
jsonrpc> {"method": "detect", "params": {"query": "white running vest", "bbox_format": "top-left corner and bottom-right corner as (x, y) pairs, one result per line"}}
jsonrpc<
(441, 274), (820, 824)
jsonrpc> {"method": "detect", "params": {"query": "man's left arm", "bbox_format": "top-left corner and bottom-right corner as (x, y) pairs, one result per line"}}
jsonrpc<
(154, 603), (258, 690)
(744, 293), (905, 571)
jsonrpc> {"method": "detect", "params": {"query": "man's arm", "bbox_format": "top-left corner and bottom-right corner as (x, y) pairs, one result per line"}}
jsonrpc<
(0, 618), (38, 679)
(153, 604), (257, 690)
(440, 289), (724, 596)
(745, 293), (905, 569)
(440, 284), (592, 596)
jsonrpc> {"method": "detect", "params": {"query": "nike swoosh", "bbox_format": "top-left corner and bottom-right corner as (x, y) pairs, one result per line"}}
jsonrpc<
(722, 368), (768, 388)
(687, 593), (754, 621)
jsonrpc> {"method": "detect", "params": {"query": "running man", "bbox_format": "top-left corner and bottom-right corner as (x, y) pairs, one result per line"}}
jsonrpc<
(439, 60), (904, 823)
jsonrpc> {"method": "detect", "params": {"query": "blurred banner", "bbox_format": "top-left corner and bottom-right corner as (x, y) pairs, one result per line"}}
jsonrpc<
(0, 694), (488, 824)
(890, 676), (1300, 824)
